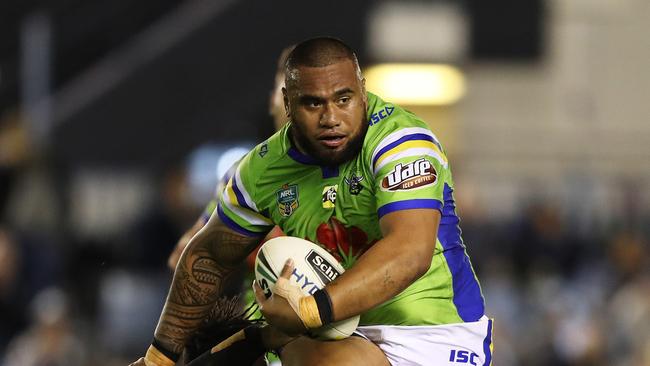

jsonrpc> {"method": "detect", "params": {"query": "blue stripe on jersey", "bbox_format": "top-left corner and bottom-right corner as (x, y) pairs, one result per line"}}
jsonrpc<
(288, 147), (317, 164)
(377, 199), (442, 219)
(222, 162), (238, 185)
(321, 166), (339, 178)
(372, 133), (437, 168)
(217, 204), (264, 237)
(288, 147), (340, 178)
(231, 174), (253, 211)
(439, 183), (485, 322)
(482, 319), (493, 366)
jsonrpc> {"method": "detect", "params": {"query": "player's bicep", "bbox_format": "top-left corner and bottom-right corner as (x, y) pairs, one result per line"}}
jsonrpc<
(193, 211), (265, 266)
(378, 208), (440, 277)
(379, 208), (440, 246)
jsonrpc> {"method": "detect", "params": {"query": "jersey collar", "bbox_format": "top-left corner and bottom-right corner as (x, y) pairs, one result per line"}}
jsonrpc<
(286, 126), (340, 178)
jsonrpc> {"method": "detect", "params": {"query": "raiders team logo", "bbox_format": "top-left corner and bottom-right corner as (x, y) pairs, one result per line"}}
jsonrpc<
(344, 173), (364, 195)
(277, 184), (299, 217)
(322, 185), (338, 209)
(381, 158), (437, 191)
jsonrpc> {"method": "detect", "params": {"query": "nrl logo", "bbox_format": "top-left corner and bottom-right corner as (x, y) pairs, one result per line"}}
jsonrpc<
(277, 184), (299, 217)
(344, 173), (364, 195)
(381, 158), (437, 191)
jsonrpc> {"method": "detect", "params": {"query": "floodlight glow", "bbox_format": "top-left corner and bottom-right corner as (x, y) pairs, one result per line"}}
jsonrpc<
(364, 64), (466, 106)
(187, 143), (252, 205)
(217, 146), (249, 179)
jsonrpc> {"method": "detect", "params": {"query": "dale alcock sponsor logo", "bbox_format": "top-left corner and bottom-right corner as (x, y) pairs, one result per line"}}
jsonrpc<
(381, 158), (437, 191)
(306, 250), (341, 284)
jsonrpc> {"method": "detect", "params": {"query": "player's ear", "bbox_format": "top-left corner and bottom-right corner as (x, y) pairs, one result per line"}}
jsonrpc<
(282, 87), (290, 117)
(361, 78), (368, 105)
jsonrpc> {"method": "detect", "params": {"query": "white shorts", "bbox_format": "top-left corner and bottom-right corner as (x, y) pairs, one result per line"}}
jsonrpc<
(354, 316), (494, 366)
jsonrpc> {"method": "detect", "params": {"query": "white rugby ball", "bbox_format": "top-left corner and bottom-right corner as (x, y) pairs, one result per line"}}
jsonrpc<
(254, 236), (360, 340)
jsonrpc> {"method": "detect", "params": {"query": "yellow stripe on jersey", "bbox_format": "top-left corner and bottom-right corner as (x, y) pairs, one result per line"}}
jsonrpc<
(225, 178), (239, 206)
(374, 140), (447, 171)
(223, 178), (272, 226)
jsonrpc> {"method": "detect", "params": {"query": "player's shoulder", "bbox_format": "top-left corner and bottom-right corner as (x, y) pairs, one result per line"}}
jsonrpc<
(363, 92), (444, 161)
(239, 124), (291, 173)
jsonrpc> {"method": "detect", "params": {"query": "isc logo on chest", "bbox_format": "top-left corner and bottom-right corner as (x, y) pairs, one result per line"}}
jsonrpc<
(381, 158), (437, 191)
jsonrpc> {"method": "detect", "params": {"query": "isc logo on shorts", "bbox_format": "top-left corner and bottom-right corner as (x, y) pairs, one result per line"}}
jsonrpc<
(449, 350), (479, 365)
(381, 158), (437, 191)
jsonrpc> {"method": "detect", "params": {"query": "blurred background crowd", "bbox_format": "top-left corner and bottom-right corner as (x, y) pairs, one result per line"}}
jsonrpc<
(1, 0), (648, 365)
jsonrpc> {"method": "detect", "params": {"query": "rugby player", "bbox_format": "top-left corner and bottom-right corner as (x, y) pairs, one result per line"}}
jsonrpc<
(130, 37), (491, 366)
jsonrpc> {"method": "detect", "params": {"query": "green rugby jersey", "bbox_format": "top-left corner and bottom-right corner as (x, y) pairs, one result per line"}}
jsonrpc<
(217, 92), (485, 326)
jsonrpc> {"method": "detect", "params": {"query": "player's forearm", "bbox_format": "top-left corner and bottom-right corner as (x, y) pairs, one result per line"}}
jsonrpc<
(325, 235), (434, 321)
(154, 225), (258, 354)
(155, 236), (234, 353)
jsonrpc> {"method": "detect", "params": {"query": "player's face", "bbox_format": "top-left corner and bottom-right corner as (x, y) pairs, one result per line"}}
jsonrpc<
(284, 59), (368, 166)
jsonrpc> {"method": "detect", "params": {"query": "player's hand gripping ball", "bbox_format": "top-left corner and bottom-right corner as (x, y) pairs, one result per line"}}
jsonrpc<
(254, 236), (360, 340)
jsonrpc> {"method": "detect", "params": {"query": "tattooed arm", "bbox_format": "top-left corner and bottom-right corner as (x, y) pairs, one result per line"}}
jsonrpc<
(153, 214), (263, 359)
(167, 216), (205, 271)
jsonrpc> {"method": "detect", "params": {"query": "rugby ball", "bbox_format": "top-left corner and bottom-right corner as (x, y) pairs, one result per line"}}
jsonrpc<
(254, 236), (360, 340)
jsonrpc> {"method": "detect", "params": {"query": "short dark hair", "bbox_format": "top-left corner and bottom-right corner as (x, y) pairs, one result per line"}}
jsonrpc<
(284, 37), (361, 84)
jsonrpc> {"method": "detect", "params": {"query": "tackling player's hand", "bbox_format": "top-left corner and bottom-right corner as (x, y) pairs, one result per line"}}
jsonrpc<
(253, 259), (309, 336)
(185, 324), (295, 366)
(186, 326), (260, 366)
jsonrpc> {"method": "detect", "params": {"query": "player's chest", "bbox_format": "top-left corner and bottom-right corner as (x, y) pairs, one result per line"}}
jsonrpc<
(257, 162), (375, 230)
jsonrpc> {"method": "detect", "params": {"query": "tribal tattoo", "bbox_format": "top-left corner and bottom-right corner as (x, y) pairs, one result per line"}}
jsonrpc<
(154, 222), (261, 354)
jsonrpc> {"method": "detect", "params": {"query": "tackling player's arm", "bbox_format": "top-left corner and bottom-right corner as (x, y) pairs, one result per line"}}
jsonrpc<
(130, 213), (263, 366)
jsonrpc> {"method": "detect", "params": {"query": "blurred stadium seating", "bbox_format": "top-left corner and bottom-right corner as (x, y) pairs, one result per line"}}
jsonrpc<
(0, 1), (648, 365)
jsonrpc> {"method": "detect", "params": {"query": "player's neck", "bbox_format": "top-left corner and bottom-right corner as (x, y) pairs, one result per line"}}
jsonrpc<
(287, 126), (309, 157)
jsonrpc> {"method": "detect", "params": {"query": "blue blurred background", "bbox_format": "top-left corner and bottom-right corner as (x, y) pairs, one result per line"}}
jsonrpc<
(1, 1), (648, 365)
